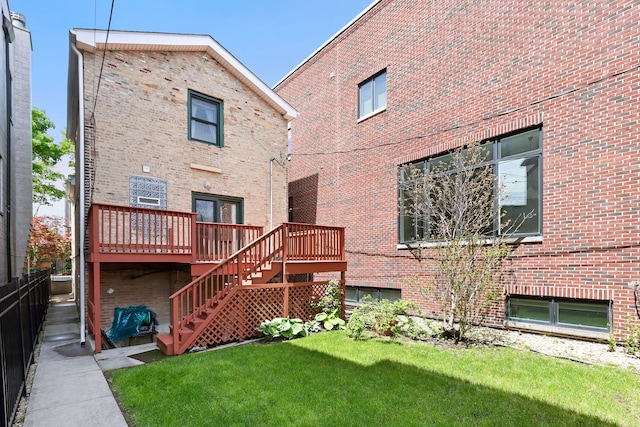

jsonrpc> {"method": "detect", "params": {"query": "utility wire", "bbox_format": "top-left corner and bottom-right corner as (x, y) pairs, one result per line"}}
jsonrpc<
(292, 63), (640, 157)
(90, 0), (115, 121)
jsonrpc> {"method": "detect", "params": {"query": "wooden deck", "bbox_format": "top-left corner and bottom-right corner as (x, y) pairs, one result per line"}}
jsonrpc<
(86, 204), (347, 354)
(88, 203), (263, 265)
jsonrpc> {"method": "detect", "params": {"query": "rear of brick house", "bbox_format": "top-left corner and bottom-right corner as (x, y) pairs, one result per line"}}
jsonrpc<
(275, 0), (640, 340)
(67, 29), (347, 354)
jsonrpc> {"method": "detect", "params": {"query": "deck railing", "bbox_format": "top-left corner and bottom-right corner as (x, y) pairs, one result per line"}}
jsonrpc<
(89, 203), (195, 256)
(169, 223), (345, 354)
(88, 203), (264, 262)
(284, 223), (345, 261)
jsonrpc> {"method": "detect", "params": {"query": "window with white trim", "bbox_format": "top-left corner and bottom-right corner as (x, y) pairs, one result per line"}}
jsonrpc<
(358, 70), (387, 118)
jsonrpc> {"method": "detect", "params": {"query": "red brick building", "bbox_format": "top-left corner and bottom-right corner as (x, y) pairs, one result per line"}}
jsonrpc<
(275, 0), (640, 340)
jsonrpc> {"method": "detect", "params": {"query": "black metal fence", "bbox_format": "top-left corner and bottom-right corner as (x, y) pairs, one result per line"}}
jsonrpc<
(0, 271), (50, 427)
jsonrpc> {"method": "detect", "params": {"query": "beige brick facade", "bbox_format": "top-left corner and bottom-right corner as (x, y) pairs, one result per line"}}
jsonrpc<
(82, 49), (288, 227)
(68, 31), (295, 335)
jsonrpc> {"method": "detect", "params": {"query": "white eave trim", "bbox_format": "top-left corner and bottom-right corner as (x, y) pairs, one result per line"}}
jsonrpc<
(273, 0), (382, 89)
(71, 29), (297, 120)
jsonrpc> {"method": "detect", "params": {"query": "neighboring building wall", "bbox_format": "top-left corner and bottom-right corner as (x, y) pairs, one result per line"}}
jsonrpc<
(81, 49), (288, 227)
(0, 6), (32, 282)
(10, 12), (32, 276)
(0, 4), (10, 282)
(276, 0), (640, 339)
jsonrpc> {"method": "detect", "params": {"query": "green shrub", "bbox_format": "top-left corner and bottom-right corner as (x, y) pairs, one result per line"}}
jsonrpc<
(346, 296), (419, 340)
(257, 318), (318, 340)
(623, 317), (640, 357)
(314, 279), (343, 314)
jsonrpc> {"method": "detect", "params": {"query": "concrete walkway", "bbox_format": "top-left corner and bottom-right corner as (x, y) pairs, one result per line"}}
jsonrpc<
(23, 298), (131, 427)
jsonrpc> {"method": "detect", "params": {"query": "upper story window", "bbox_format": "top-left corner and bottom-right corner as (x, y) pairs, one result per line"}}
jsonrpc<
(399, 127), (542, 244)
(358, 70), (387, 119)
(188, 90), (223, 146)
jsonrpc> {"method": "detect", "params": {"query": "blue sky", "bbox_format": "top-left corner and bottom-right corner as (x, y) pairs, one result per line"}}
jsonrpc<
(11, 0), (373, 215)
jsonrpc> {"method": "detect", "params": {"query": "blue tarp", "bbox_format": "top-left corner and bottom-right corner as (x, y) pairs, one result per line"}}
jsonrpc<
(108, 305), (158, 341)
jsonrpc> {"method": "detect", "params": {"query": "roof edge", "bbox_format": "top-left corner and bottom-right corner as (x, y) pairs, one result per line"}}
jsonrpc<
(70, 29), (297, 120)
(273, 0), (382, 89)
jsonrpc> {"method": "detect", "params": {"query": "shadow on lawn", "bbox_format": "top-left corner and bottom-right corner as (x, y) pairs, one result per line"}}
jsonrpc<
(264, 344), (615, 426)
(113, 336), (622, 427)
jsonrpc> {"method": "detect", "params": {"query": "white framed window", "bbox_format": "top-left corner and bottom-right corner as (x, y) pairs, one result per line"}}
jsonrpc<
(136, 196), (161, 207)
(358, 70), (387, 119)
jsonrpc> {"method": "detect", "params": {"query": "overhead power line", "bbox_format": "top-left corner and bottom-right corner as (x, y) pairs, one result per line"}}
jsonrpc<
(292, 64), (640, 157)
(90, 0), (115, 121)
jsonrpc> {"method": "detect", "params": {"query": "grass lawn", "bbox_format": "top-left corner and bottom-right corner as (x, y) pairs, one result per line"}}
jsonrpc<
(111, 331), (640, 426)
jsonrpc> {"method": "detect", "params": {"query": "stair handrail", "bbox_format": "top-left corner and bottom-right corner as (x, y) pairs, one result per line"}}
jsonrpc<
(169, 224), (285, 352)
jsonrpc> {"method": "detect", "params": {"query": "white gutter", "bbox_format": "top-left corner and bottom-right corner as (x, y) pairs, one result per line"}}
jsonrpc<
(269, 158), (274, 230)
(71, 41), (86, 346)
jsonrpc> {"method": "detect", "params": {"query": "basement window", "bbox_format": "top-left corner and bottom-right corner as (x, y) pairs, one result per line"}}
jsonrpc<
(507, 296), (610, 331)
(346, 286), (401, 303)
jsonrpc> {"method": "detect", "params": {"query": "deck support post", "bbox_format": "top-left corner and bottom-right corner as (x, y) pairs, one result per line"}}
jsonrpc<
(340, 271), (346, 319)
(92, 262), (102, 353)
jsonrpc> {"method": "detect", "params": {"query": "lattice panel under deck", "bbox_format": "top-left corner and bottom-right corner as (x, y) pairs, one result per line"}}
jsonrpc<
(191, 287), (285, 348)
(289, 284), (324, 321)
(186, 282), (337, 351)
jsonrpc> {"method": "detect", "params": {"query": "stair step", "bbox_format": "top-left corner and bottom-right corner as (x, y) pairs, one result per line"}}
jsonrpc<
(178, 326), (195, 339)
(156, 334), (174, 355)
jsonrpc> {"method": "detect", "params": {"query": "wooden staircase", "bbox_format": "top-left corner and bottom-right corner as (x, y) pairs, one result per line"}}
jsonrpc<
(156, 223), (346, 355)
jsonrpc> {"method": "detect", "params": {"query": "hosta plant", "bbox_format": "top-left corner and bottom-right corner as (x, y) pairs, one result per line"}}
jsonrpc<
(258, 317), (318, 340)
(315, 308), (346, 330)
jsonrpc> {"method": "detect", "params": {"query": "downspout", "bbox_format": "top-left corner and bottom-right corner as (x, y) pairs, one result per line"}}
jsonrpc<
(269, 157), (274, 230)
(71, 41), (86, 346)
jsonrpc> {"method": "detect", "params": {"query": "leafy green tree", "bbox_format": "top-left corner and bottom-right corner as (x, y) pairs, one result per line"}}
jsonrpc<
(32, 108), (74, 206)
